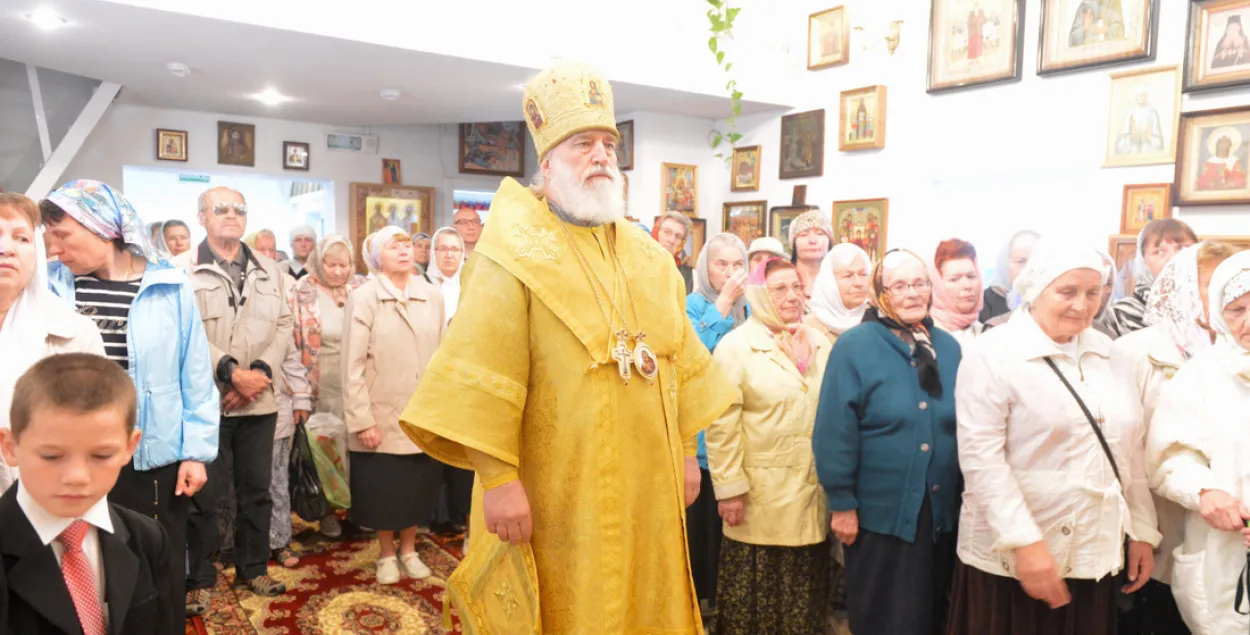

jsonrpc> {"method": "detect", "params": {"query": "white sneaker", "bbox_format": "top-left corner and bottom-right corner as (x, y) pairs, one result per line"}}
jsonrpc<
(400, 552), (432, 579)
(376, 556), (400, 585)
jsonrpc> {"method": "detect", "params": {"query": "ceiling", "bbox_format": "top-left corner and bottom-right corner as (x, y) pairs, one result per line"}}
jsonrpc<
(0, 0), (792, 127)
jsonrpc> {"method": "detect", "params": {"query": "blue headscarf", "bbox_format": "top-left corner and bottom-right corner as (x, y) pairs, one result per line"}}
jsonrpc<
(45, 179), (154, 261)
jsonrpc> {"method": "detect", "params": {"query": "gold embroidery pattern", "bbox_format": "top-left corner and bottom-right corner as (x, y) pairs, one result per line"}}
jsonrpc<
(495, 581), (520, 618)
(512, 225), (560, 262)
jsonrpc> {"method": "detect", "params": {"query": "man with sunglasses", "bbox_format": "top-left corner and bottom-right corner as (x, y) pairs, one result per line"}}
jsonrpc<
(175, 186), (294, 614)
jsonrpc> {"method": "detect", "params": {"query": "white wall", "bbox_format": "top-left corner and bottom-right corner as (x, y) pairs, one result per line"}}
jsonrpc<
(60, 103), (538, 238)
(621, 111), (727, 231)
(714, 0), (1250, 270)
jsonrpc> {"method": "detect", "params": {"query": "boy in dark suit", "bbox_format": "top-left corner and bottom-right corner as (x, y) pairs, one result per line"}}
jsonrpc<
(0, 353), (175, 635)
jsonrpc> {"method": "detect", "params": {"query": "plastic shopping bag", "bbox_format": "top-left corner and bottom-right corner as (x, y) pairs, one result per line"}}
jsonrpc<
(305, 413), (352, 510)
(289, 423), (329, 521)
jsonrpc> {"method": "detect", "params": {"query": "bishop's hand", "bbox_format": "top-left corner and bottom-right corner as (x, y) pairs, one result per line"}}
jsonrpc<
(484, 480), (533, 545)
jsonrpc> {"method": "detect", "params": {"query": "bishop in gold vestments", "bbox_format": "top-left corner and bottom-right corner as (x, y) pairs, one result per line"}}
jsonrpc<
(399, 62), (734, 635)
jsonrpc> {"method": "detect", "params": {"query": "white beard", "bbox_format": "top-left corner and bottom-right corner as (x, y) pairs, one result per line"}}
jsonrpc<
(547, 160), (626, 225)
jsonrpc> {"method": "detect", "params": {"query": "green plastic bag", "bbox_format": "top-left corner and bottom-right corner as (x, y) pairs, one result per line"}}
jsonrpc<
(306, 414), (351, 510)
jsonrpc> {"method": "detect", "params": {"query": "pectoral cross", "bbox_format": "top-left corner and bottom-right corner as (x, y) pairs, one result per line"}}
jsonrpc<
(612, 330), (633, 382)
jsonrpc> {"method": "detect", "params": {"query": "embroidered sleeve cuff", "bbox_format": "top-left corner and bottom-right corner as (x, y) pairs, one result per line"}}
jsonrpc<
(713, 479), (749, 500)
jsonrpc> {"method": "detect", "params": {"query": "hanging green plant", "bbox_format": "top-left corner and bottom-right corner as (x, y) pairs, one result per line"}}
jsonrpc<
(707, 0), (743, 164)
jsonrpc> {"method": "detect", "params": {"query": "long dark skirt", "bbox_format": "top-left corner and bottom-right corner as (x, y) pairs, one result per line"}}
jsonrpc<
(349, 452), (441, 531)
(946, 561), (1118, 635)
(714, 538), (831, 635)
(844, 496), (957, 635)
(1118, 579), (1189, 635)
(686, 468), (722, 606)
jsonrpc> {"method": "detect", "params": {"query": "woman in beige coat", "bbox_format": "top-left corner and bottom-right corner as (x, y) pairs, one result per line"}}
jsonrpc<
(343, 226), (445, 585)
(706, 258), (832, 635)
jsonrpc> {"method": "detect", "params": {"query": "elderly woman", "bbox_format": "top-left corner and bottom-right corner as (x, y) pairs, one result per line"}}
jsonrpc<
(707, 258), (832, 634)
(39, 180), (219, 628)
(412, 232), (432, 275)
(1145, 250), (1250, 635)
(788, 210), (833, 300)
(1113, 242), (1239, 635)
(805, 243), (871, 345)
(428, 227), (464, 325)
(931, 238), (984, 346)
(653, 211), (695, 294)
(814, 249), (963, 635)
(343, 226), (445, 584)
(160, 219), (192, 258)
(1104, 219), (1199, 337)
(0, 193), (104, 490)
(748, 236), (788, 271)
(980, 229), (1039, 324)
(948, 241), (1160, 635)
(270, 235), (368, 563)
(684, 232), (749, 616)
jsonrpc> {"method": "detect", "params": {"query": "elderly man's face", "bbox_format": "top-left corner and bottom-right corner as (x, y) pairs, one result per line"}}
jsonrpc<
(292, 235), (315, 261)
(198, 190), (247, 242)
(253, 235), (277, 260)
(453, 208), (482, 244)
(542, 130), (626, 224)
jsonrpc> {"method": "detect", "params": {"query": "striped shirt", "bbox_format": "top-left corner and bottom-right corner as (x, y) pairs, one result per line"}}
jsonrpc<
(74, 275), (140, 369)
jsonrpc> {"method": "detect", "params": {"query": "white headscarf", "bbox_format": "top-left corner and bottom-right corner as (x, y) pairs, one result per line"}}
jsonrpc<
(747, 236), (788, 262)
(289, 224), (317, 246)
(1206, 251), (1250, 380)
(694, 234), (748, 327)
(1013, 240), (1109, 307)
(991, 229), (1041, 294)
(1144, 244), (1211, 359)
(810, 243), (870, 335)
(0, 225), (54, 490)
(427, 227), (464, 324)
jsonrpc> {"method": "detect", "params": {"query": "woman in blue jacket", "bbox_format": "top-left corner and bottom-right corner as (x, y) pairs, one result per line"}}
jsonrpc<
(684, 232), (748, 618)
(41, 180), (219, 631)
(813, 249), (963, 635)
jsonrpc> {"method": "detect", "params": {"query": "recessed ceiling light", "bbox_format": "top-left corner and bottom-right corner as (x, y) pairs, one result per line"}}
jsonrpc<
(252, 87), (292, 107)
(380, 89), (401, 101)
(26, 7), (67, 29)
(166, 62), (191, 78)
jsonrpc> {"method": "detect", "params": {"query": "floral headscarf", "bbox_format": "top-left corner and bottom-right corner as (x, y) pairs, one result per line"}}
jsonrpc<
(745, 258), (812, 373)
(306, 235), (357, 307)
(1144, 244), (1211, 359)
(694, 233), (748, 327)
(1205, 251), (1250, 380)
(865, 249), (942, 398)
(45, 179), (154, 261)
(810, 243), (870, 335)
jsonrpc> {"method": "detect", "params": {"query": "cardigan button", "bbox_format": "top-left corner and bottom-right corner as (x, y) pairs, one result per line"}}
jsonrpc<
(919, 402), (928, 411)
(932, 484), (940, 493)
(920, 443), (931, 452)
(1061, 526), (1071, 536)
(911, 361), (917, 368)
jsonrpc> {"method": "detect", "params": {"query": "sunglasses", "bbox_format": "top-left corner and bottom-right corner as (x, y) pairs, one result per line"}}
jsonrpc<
(211, 203), (248, 216)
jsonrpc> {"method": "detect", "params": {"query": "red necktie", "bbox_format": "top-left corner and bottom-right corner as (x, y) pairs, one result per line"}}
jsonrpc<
(58, 520), (106, 635)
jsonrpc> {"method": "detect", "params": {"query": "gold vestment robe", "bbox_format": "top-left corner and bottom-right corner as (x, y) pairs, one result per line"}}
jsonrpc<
(400, 178), (734, 634)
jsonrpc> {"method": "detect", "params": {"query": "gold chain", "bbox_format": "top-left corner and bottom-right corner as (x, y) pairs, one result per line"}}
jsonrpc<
(554, 219), (632, 353)
(604, 234), (645, 342)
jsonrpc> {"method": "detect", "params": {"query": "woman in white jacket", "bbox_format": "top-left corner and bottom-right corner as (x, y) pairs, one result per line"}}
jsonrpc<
(1112, 242), (1241, 633)
(1147, 250), (1250, 635)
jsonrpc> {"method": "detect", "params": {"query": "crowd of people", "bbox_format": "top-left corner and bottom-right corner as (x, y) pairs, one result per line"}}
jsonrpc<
(1, 59), (1249, 635)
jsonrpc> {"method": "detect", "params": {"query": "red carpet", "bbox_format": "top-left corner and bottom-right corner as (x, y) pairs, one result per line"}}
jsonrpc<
(187, 525), (464, 634)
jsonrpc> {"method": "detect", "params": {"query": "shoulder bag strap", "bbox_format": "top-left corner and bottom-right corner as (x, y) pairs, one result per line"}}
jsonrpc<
(1043, 356), (1121, 484)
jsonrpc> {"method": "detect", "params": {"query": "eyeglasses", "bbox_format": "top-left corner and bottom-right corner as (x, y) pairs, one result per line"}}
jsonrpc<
(210, 203), (248, 217)
(453, 218), (481, 227)
(435, 246), (463, 255)
(768, 283), (805, 297)
(886, 280), (932, 296)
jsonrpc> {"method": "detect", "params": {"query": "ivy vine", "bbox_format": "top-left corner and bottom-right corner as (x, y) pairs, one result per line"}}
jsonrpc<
(707, 0), (743, 163)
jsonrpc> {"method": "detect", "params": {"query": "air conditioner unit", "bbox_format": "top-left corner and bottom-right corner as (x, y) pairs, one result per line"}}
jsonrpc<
(325, 132), (378, 154)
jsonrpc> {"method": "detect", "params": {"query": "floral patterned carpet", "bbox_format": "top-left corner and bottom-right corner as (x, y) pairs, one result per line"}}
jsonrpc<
(186, 521), (464, 635)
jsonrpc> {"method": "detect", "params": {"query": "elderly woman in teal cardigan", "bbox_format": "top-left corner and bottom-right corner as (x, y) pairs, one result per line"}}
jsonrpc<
(813, 249), (963, 635)
(684, 232), (749, 617)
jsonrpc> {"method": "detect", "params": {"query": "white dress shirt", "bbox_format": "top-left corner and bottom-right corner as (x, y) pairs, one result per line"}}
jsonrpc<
(17, 481), (112, 624)
(955, 311), (1160, 582)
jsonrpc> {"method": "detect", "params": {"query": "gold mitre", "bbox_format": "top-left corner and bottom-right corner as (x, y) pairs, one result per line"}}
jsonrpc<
(522, 61), (618, 158)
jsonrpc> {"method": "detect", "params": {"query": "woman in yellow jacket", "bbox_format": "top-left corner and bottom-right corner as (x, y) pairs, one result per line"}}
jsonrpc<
(706, 257), (832, 635)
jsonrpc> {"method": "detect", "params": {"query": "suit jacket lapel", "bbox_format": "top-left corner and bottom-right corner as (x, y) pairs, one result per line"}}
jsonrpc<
(0, 489), (84, 635)
(100, 508), (137, 635)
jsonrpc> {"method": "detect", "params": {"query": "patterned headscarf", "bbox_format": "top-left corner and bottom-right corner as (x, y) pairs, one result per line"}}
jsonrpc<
(306, 234), (356, 307)
(744, 258), (812, 373)
(787, 209), (834, 253)
(865, 249), (942, 398)
(810, 243), (870, 335)
(366, 226), (410, 274)
(1144, 244), (1211, 359)
(694, 233), (748, 327)
(45, 179), (153, 261)
(1205, 251), (1250, 380)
